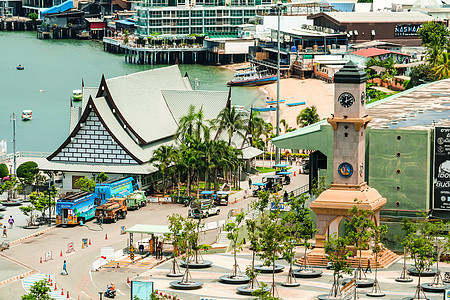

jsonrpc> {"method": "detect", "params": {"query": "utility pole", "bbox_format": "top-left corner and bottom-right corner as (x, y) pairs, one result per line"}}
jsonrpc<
(10, 113), (16, 176)
(275, 1), (284, 164)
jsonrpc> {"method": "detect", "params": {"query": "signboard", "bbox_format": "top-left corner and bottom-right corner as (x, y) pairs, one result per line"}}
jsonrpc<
(0, 139), (6, 156)
(67, 242), (75, 253)
(270, 202), (291, 211)
(100, 246), (115, 262)
(82, 238), (88, 249)
(433, 127), (450, 211)
(394, 24), (422, 37)
(444, 288), (450, 300)
(45, 251), (53, 261)
(341, 278), (356, 300)
(131, 281), (154, 300)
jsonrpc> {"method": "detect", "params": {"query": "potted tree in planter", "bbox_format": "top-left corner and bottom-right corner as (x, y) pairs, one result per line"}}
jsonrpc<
(166, 214), (184, 277)
(367, 223), (388, 297)
(280, 203), (300, 287)
(219, 212), (249, 284)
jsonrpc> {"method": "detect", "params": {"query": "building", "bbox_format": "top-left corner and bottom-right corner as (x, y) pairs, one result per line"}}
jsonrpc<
(272, 76), (450, 249)
(307, 11), (438, 46)
(346, 47), (411, 67)
(41, 65), (261, 191)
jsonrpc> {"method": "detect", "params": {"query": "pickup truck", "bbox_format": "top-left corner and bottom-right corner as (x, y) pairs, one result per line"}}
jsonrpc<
(188, 199), (220, 219)
(95, 198), (127, 223)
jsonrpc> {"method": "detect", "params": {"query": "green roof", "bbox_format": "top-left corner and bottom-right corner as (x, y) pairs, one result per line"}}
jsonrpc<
(124, 224), (170, 234)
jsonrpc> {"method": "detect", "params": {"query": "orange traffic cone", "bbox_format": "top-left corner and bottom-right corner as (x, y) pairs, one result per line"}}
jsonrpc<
(67, 291), (69, 298)
(105, 234), (108, 240)
(89, 239), (91, 246)
(116, 262), (120, 268)
(50, 280), (53, 286)
(40, 257), (42, 264)
(61, 288), (64, 296)
(127, 277), (130, 284)
(54, 283), (57, 291)
(60, 250), (63, 257)
(294, 171), (296, 177)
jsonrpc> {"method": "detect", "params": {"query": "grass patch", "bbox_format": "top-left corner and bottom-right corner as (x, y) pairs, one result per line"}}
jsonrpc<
(256, 167), (277, 173)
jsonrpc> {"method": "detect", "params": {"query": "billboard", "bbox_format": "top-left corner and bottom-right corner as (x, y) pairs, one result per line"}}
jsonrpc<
(433, 127), (450, 210)
(394, 24), (422, 37)
(131, 281), (154, 300)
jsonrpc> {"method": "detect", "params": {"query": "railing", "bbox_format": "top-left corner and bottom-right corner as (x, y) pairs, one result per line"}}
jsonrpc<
(0, 151), (51, 163)
(291, 183), (309, 197)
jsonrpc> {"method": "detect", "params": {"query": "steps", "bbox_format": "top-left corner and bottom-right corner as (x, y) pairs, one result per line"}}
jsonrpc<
(298, 248), (399, 269)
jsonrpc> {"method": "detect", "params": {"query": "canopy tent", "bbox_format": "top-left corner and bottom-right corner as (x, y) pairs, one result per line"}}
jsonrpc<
(273, 164), (288, 168)
(252, 182), (266, 186)
(277, 171), (293, 175)
(201, 191), (214, 195)
(125, 224), (171, 235)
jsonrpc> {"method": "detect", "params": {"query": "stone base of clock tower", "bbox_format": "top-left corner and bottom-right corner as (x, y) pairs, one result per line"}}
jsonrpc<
(303, 182), (398, 267)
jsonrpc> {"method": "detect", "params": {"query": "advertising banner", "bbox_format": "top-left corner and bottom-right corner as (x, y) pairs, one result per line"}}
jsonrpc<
(433, 127), (450, 210)
(0, 139), (6, 156)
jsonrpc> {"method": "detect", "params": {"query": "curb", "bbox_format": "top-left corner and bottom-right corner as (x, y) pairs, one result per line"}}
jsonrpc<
(0, 270), (34, 286)
(9, 226), (57, 246)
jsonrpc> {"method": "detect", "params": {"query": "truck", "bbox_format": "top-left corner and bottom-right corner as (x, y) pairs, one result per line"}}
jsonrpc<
(95, 198), (127, 223)
(125, 191), (147, 210)
(188, 199), (220, 219)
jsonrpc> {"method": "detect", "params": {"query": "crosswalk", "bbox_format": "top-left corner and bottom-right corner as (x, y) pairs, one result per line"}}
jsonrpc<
(22, 273), (71, 300)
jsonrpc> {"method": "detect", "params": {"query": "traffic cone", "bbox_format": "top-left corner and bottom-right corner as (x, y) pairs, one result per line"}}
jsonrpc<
(105, 234), (108, 240)
(54, 283), (57, 291)
(67, 291), (69, 298)
(116, 262), (120, 268)
(127, 277), (130, 284)
(50, 280), (53, 286)
(61, 288), (64, 296)
(294, 171), (296, 177)
(89, 239), (91, 246)
(40, 257), (42, 264)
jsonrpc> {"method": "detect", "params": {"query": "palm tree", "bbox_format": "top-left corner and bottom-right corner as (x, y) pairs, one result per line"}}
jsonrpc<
(434, 51), (450, 79)
(213, 106), (248, 146)
(427, 43), (441, 67)
(280, 119), (289, 133)
(149, 145), (175, 196)
(296, 106), (320, 128)
(176, 105), (210, 144)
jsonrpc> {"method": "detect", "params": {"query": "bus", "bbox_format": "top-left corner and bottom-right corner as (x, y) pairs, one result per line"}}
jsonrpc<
(56, 177), (138, 226)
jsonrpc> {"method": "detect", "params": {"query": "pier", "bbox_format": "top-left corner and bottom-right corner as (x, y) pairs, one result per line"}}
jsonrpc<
(0, 17), (40, 31)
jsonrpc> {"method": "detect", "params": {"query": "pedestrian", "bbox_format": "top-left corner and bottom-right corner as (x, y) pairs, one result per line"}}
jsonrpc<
(8, 216), (14, 229)
(248, 177), (252, 188)
(283, 190), (288, 202)
(156, 241), (163, 259)
(139, 243), (144, 255)
(365, 258), (372, 273)
(2, 226), (7, 238)
(62, 260), (68, 275)
(98, 215), (103, 226)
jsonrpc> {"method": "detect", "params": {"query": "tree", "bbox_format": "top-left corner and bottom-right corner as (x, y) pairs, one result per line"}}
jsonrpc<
(1, 177), (19, 201)
(150, 145), (175, 196)
(407, 63), (437, 88)
(176, 105), (210, 144)
(17, 161), (39, 200)
(96, 172), (109, 183)
(213, 106), (248, 146)
(224, 212), (246, 279)
(434, 51), (450, 80)
(0, 163), (9, 178)
(324, 234), (353, 298)
(367, 223), (388, 297)
(296, 106), (320, 128)
(417, 21), (450, 48)
(166, 214), (184, 277)
(346, 205), (375, 284)
(74, 176), (95, 193)
(28, 12), (38, 22)
(21, 279), (54, 300)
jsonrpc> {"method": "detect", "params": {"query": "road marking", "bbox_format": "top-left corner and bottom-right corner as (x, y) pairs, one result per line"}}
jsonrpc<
(117, 288), (125, 295)
(88, 270), (101, 291)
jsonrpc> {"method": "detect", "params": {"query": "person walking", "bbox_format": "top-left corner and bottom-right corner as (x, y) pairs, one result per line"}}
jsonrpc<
(62, 260), (68, 275)
(365, 258), (372, 273)
(8, 216), (14, 229)
(248, 177), (252, 188)
(156, 242), (163, 259)
(2, 226), (7, 238)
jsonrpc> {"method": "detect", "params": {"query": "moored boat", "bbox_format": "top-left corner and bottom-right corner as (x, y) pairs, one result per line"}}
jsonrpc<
(72, 90), (82, 101)
(286, 101), (306, 107)
(227, 68), (277, 87)
(252, 107), (276, 112)
(22, 110), (32, 121)
(17, 65), (24, 70)
(266, 99), (285, 104)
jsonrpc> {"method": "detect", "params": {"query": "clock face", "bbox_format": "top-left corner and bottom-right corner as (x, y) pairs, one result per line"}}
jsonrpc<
(361, 91), (366, 106)
(338, 92), (355, 108)
(338, 162), (353, 178)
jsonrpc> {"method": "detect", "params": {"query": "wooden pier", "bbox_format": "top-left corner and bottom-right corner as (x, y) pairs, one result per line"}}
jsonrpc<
(0, 17), (40, 31)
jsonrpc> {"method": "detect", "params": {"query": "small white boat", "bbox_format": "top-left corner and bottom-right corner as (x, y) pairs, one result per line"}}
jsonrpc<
(22, 110), (32, 121)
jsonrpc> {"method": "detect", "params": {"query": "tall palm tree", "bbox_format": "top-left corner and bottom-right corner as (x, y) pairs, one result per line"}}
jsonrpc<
(176, 105), (210, 144)
(280, 119), (289, 133)
(213, 106), (248, 146)
(434, 51), (450, 79)
(296, 106), (320, 128)
(149, 145), (175, 196)
(427, 43), (441, 67)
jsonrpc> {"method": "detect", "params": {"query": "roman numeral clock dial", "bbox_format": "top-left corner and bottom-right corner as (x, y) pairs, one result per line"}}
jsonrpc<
(338, 92), (355, 108)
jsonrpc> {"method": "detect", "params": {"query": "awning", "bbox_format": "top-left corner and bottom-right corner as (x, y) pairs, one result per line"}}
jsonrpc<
(273, 163), (288, 168)
(252, 182), (266, 186)
(277, 171), (292, 175)
(124, 224), (170, 234)
(242, 146), (264, 160)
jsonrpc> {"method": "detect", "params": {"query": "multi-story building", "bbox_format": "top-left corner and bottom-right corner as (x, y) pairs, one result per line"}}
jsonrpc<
(135, 0), (329, 36)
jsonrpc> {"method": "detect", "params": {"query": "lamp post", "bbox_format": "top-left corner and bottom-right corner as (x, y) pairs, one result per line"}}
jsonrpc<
(274, 1), (284, 164)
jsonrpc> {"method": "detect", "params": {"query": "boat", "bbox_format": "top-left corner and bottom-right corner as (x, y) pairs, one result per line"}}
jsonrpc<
(227, 68), (277, 87)
(72, 90), (82, 101)
(17, 65), (24, 70)
(252, 107), (276, 112)
(266, 99), (285, 104)
(21, 110), (32, 121)
(286, 101), (306, 107)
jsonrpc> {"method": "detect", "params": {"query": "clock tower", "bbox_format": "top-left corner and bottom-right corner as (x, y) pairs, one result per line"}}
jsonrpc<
(306, 61), (395, 268)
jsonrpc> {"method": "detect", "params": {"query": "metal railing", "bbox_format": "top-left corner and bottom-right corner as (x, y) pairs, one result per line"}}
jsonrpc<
(291, 183), (309, 197)
(0, 151), (51, 163)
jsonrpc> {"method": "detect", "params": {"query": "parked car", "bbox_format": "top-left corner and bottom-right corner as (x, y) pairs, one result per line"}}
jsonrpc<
(188, 199), (220, 218)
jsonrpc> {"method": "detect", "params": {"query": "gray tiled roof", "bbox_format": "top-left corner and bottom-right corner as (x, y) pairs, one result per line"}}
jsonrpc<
(40, 160), (158, 174)
(242, 146), (264, 160)
(105, 66), (191, 144)
(161, 90), (229, 125)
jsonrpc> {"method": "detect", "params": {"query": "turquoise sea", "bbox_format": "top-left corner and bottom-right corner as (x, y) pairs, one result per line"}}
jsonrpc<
(0, 31), (264, 153)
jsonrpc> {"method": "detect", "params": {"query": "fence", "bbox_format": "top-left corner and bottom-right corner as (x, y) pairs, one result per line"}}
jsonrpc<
(291, 183), (309, 197)
(0, 151), (51, 163)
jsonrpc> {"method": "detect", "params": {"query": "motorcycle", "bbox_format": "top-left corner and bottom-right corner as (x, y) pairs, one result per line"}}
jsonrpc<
(104, 287), (116, 298)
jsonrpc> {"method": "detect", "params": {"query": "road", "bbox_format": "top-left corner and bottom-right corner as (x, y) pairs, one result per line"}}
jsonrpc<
(0, 170), (308, 299)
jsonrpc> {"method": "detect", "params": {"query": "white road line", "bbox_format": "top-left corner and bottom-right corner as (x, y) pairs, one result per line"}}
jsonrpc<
(117, 288), (125, 295)
(88, 270), (101, 291)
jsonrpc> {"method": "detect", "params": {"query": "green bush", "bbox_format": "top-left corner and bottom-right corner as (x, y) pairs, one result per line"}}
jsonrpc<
(0, 164), (9, 178)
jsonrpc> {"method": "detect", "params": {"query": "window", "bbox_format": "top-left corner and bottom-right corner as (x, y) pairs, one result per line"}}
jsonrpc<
(204, 10), (216, 16)
(244, 9), (255, 16)
(191, 26), (203, 33)
(150, 11), (162, 18)
(150, 19), (162, 26)
(204, 18), (216, 25)
(177, 28), (189, 34)
(191, 10), (202, 17)
(178, 19), (189, 26)
(231, 18), (242, 25)
(230, 10), (242, 16)
(163, 11), (171, 17)
(191, 19), (203, 25)
(176, 11), (189, 17)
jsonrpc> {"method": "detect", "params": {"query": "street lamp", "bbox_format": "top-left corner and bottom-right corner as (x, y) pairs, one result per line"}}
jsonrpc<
(274, 1), (285, 164)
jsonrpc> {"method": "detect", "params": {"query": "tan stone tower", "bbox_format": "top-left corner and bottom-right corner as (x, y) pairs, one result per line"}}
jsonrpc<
(306, 62), (396, 268)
